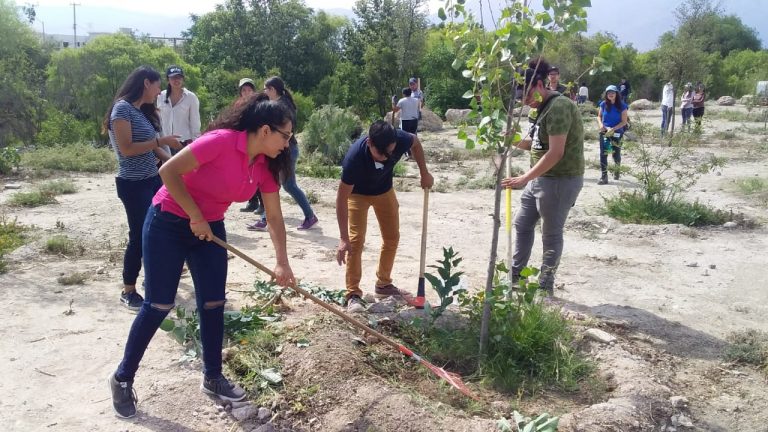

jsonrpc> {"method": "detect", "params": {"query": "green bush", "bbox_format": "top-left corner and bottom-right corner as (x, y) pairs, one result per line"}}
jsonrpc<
(725, 329), (768, 374)
(38, 179), (77, 196)
(35, 106), (97, 146)
(604, 191), (731, 226)
(0, 217), (26, 273)
(0, 146), (21, 175)
(302, 105), (363, 164)
(8, 190), (57, 207)
(21, 143), (116, 173)
(44, 235), (82, 256)
(295, 152), (342, 179)
(292, 92), (315, 133)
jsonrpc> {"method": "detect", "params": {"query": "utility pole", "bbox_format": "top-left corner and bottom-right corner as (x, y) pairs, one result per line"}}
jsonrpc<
(71, 2), (80, 48)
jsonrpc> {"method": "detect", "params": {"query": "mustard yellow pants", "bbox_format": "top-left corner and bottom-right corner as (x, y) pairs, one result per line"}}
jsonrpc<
(346, 188), (400, 298)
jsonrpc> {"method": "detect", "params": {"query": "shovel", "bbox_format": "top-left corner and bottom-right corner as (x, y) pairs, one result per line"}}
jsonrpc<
(413, 188), (429, 309)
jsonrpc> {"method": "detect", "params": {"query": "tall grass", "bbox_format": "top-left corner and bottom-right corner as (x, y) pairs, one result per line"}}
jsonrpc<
(604, 192), (730, 226)
(8, 180), (78, 207)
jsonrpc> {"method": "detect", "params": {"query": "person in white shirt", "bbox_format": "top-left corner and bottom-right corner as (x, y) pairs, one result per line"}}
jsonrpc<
(157, 66), (201, 153)
(660, 81), (674, 137)
(577, 82), (589, 104)
(392, 88), (421, 135)
(680, 82), (694, 132)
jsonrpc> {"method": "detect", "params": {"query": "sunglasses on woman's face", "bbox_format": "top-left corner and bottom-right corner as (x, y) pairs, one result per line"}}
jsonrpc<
(269, 125), (293, 141)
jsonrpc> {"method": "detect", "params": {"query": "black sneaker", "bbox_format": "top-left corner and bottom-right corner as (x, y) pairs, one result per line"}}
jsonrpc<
(201, 375), (246, 401)
(108, 373), (138, 419)
(120, 291), (144, 312)
(346, 295), (366, 313)
(597, 176), (608, 185)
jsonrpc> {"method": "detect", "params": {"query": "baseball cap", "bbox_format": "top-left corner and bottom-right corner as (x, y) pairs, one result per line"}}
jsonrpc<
(409, 77), (417, 84)
(548, 66), (559, 74)
(166, 66), (184, 77)
(605, 85), (619, 93)
(238, 78), (255, 88)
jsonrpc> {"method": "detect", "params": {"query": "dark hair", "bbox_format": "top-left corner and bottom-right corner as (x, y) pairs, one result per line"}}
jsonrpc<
(403, 88), (412, 97)
(603, 89), (624, 111)
(367, 120), (396, 153)
(208, 91), (293, 182)
(264, 76), (297, 112)
(521, 57), (551, 91)
(164, 65), (184, 104)
(103, 65), (161, 134)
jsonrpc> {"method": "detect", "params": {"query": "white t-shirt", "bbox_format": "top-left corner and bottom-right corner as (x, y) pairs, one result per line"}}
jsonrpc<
(661, 83), (674, 107)
(397, 96), (421, 121)
(578, 86), (588, 97)
(157, 88), (201, 142)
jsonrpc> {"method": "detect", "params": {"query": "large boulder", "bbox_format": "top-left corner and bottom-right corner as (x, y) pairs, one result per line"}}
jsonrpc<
(387, 108), (443, 131)
(629, 99), (653, 110)
(445, 108), (472, 125)
(739, 95), (755, 105)
(717, 96), (736, 106)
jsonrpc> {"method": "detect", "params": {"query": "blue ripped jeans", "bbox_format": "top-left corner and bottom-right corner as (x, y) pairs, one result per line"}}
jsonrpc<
(116, 205), (228, 381)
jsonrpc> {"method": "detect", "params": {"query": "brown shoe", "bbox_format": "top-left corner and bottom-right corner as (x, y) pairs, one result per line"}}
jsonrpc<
(374, 284), (411, 299)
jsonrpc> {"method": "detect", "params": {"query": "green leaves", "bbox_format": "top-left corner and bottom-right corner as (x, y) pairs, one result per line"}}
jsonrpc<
(424, 247), (466, 321)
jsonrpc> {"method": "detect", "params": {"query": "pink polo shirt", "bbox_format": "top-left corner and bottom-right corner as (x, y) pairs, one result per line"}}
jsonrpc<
(152, 129), (279, 221)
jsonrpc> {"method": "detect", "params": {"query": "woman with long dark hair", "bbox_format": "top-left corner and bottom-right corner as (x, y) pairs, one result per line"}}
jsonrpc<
(103, 66), (182, 311)
(109, 92), (296, 418)
(692, 81), (706, 132)
(596, 84), (629, 184)
(157, 65), (201, 152)
(247, 76), (319, 231)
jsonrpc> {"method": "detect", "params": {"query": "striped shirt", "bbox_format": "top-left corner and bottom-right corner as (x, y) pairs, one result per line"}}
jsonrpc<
(108, 100), (159, 180)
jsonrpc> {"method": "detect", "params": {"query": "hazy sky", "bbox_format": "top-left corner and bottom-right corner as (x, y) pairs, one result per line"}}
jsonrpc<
(28, 0), (768, 52)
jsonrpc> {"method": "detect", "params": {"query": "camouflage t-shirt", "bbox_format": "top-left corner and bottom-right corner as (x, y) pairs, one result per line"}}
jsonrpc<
(530, 95), (584, 177)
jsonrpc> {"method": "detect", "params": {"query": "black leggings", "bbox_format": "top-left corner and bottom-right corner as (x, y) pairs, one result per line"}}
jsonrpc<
(599, 134), (622, 176)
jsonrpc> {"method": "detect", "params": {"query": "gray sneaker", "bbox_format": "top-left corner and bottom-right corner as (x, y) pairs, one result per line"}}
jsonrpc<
(108, 373), (138, 419)
(120, 291), (143, 312)
(201, 375), (246, 401)
(346, 295), (366, 313)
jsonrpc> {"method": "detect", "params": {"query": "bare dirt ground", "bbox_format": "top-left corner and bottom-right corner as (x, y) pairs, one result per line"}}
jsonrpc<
(1, 103), (767, 432)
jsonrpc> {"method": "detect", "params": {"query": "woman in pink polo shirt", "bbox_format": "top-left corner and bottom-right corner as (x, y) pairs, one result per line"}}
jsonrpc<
(108, 92), (295, 419)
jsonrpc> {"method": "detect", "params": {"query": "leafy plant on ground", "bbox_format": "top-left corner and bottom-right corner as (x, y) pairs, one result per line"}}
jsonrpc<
(0, 146), (21, 175)
(160, 305), (278, 359)
(724, 329), (768, 375)
(20, 143), (116, 173)
(403, 262), (592, 394)
(424, 246), (466, 320)
(295, 153), (342, 179)
(38, 179), (77, 196)
(733, 177), (768, 206)
(302, 104), (362, 165)
(497, 411), (559, 432)
(606, 114), (732, 225)
(249, 278), (346, 306)
(8, 190), (57, 207)
(57, 272), (88, 285)
(0, 217), (26, 273)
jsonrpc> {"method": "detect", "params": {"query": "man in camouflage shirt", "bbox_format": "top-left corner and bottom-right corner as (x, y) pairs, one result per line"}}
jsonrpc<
(503, 59), (584, 296)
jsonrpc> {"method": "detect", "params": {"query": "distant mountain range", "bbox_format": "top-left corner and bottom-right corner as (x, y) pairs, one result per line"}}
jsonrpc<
(32, 0), (767, 53)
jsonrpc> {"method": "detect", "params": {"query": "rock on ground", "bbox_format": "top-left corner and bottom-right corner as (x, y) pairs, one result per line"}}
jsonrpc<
(629, 99), (653, 110)
(445, 108), (472, 124)
(717, 96), (736, 106)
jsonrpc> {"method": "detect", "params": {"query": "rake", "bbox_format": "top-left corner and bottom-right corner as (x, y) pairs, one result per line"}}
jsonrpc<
(211, 235), (477, 400)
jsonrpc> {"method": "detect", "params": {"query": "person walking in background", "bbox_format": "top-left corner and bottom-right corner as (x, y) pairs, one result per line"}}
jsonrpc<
(680, 82), (694, 132)
(157, 66), (201, 153)
(336, 121), (433, 313)
(237, 78), (265, 215)
(596, 85), (629, 185)
(408, 77), (424, 114)
(103, 66), (182, 311)
(247, 76), (319, 231)
(692, 81), (706, 132)
(547, 66), (567, 94)
(618, 78), (631, 102)
(109, 92), (296, 419)
(660, 80), (674, 137)
(577, 82), (589, 105)
(392, 87), (420, 135)
(502, 58), (584, 297)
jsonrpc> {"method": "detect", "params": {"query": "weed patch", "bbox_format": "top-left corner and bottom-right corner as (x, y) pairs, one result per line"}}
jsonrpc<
(8, 190), (57, 207)
(713, 130), (738, 140)
(20, 143), (116, 173)
(295, 154), (341, 179)
(725, 329), (768, 375)
(0, 217), (26, 273)
(44, 235), (84, 256)
(38, 179), (77, 195)
(604, 192), (731, 226)
(57, 272), (88, 285)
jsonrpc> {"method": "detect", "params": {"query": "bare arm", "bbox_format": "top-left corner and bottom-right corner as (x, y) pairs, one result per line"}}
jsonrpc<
(113, 119), (182, 156)
(261, 190), (295, 286)
(501, 135), (566, 189)
(158, 147), (206, 225)
(336, 181), (354, 265)
(154, 145), (172, 163)
(408, 135), (434, 189)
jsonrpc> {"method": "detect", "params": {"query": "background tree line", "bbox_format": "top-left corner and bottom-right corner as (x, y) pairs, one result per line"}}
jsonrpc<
(0, 0), (765, 150)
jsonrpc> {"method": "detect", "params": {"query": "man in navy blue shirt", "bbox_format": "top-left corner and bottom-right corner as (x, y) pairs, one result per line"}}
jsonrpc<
(336, 121), (434, 312)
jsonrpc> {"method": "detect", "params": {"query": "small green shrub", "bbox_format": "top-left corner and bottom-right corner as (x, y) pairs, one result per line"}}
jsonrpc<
(295, 153), (342, 179)
(21, 143), (116, 173)
(604, 192), (730, 226)
(305, 190), (320, 205)
(713, 130), (738, 140)
(725, 329), (768, 374)
(302, 105), (363, 164)
(57, 272), (88, 285)
(44, 235), (83, 256)
(735, 177), (768, 195)
(0, 217), (26, 273)
(424, 247), (466, 320)
(8, 190), (57, 207)
(38, 180), (77, 196)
